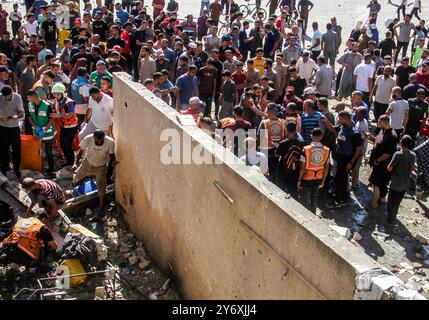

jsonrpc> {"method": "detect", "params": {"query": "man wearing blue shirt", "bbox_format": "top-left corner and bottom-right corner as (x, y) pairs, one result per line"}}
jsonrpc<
(31, 0), (48, 16)
(263, 23), (277, 60)
(239, 21), (252, 62)
(115, 2), (129, 25)
(175, 65), (198, 110)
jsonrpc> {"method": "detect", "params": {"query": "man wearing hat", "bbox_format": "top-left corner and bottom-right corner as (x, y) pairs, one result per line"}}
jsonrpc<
(258, 103), (286, 176)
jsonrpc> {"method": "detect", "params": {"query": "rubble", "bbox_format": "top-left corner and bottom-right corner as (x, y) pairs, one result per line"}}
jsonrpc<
(128, 255), (139, 266)
(138, 259), (151, 270)
(330, 225), (352, 239)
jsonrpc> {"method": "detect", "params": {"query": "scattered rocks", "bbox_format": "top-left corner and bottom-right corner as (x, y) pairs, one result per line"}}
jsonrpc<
(128, 255), (139, 265)
(138, 259), (151, 270)
(330, 225), (352, 239)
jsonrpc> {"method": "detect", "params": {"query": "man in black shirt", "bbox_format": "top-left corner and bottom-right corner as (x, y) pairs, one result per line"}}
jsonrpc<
(288, 66), (307, 98)
(405, 89), (429, 144)
(394, 56), (415, 89)
(41, 12), (59, 55)
(0, 32), (14, 60)
(276, 121), (304, 199)
(403, 73), (429, 100)
(106, 25), (125, 49)
(366, 115), (398, 209)
(92, 12), (109, 42)
(378, 31), (397, 58)
(69, 45), (93, 67)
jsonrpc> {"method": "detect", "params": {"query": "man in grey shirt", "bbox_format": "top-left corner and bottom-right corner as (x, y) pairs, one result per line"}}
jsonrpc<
(321, 23), (340, 69)
(0, 85), (24, 178)
(393, 14), (415, 64)
(313, 56), (333, 97)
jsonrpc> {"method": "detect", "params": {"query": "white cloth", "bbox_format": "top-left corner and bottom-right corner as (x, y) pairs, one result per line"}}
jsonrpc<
(353, 63), (374, 92)
(311, 30), (322, 51)
(74, 84), (90, 115)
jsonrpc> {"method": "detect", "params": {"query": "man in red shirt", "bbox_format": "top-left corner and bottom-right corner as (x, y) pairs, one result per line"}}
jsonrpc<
(283, 87), (304, 113)
(231, 62), (247, 104)
(416, 61), (429, 89)
(152, 0), (165, 19)
(0, 4), (8, 34)
(181, 96), (203, 121)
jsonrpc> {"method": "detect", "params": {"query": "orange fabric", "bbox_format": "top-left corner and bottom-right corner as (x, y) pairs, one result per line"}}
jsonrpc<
(3, 217), (44, 260)
(303, 144), (330, 181)
(20, 135), (43, 172)
(261, 118), (285, 149)
(54, 98), (78, 128)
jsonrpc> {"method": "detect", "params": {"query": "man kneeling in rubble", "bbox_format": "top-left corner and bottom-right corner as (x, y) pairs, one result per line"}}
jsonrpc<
(1, 210), (58, 267)
(21, 178), (66, 230)
(73, 129), (116, 215)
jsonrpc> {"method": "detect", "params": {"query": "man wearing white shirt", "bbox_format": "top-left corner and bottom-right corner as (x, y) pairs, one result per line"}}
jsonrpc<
(386, 86), (409, 137)
(309, 22), (322, 61)
(21, 14), (39, 38)
(353, 53), (375, 105)
(78, 87), (113, 142)
(296, 50), (318, 84)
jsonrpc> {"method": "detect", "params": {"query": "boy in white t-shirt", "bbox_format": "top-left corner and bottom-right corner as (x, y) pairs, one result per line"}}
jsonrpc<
(21, 14), (39, 38)
(9, 3), (23, 37)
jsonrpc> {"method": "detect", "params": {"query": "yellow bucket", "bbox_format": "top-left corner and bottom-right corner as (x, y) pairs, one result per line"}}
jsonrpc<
(59, 29), (70, 48)
(60, 258), (87, 287)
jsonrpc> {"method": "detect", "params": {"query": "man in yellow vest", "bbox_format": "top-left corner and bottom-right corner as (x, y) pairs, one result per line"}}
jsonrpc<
(297, 127), (330, 214)
(1, 210), (57, 266)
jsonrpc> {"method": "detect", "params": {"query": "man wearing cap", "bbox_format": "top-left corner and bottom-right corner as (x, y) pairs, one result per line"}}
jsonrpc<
(353, 53), (375, 105)
(155, 50), (170, 72)
(218, 35), (242, 62)
(0, 85), (24, 179)
(93, 11), (109, 42)
(370, 65), (396, 122)
(258, 103), (286, 176)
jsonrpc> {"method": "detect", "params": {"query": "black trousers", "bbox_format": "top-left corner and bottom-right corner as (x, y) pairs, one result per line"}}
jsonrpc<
(387, 189), (406, 223)
(395, 41), (409, 64)
(60, 126), (78, 166)
(200, 93), (213, 117)
(311, 50), (321, 61)
(42, 139), (55, 172)
(0, 126), (21, 177)
(397, 4), (406, 20)
(410, 7), (421, 20)
(361, 91), (370, 106)
(11, 21), (21, 37)
(299, 179), (322, 214)
(334, 154), (352, 203)
(373, 101), (388, 122)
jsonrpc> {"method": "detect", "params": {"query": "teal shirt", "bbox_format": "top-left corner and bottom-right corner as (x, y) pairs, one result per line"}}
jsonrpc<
(89, 70), (113, 88)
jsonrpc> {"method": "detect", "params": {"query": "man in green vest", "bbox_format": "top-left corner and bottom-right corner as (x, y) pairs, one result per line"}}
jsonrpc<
(27, 89), (56, 175)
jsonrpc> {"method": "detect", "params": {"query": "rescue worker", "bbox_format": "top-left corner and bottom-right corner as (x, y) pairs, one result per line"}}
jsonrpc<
(27, 89), (56, 175)
(32, 70), (56, 101)
(73, 130), (116, 214)
(70, 67), (90, 127)
(297, 128), (330, 214)
(51, 82), (78, 167)
(1, 210), (57, 267)
(257, 103), (286, 177)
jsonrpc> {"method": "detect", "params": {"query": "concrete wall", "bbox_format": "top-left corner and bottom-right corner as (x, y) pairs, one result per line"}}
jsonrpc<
(113, 73), (380, 300)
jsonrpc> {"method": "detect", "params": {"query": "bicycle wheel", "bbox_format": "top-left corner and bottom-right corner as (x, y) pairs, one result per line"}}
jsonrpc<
(252, 7), (266, 21)
(239, 5), (250, 19)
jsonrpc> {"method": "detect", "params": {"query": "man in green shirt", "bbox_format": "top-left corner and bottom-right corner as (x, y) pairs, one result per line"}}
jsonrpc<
(27, 89), (56, 174)
(89, 61), (113, 89)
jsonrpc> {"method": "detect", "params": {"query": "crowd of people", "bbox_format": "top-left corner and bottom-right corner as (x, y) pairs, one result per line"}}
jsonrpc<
(0, 0), (429, 267)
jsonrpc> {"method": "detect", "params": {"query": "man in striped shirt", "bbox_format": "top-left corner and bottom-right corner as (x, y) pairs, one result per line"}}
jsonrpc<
(301, 99), (324, 145)
(22, 178), (66, 223)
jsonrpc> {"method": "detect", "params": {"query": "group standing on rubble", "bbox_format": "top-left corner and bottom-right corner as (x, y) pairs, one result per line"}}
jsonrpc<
(0, 0), (428, 267)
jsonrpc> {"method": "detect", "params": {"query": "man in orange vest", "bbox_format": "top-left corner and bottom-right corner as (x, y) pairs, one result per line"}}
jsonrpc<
(1, 210), (57, 266)
(297, 127), (330, 214)
(257, 103), (286, 177)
